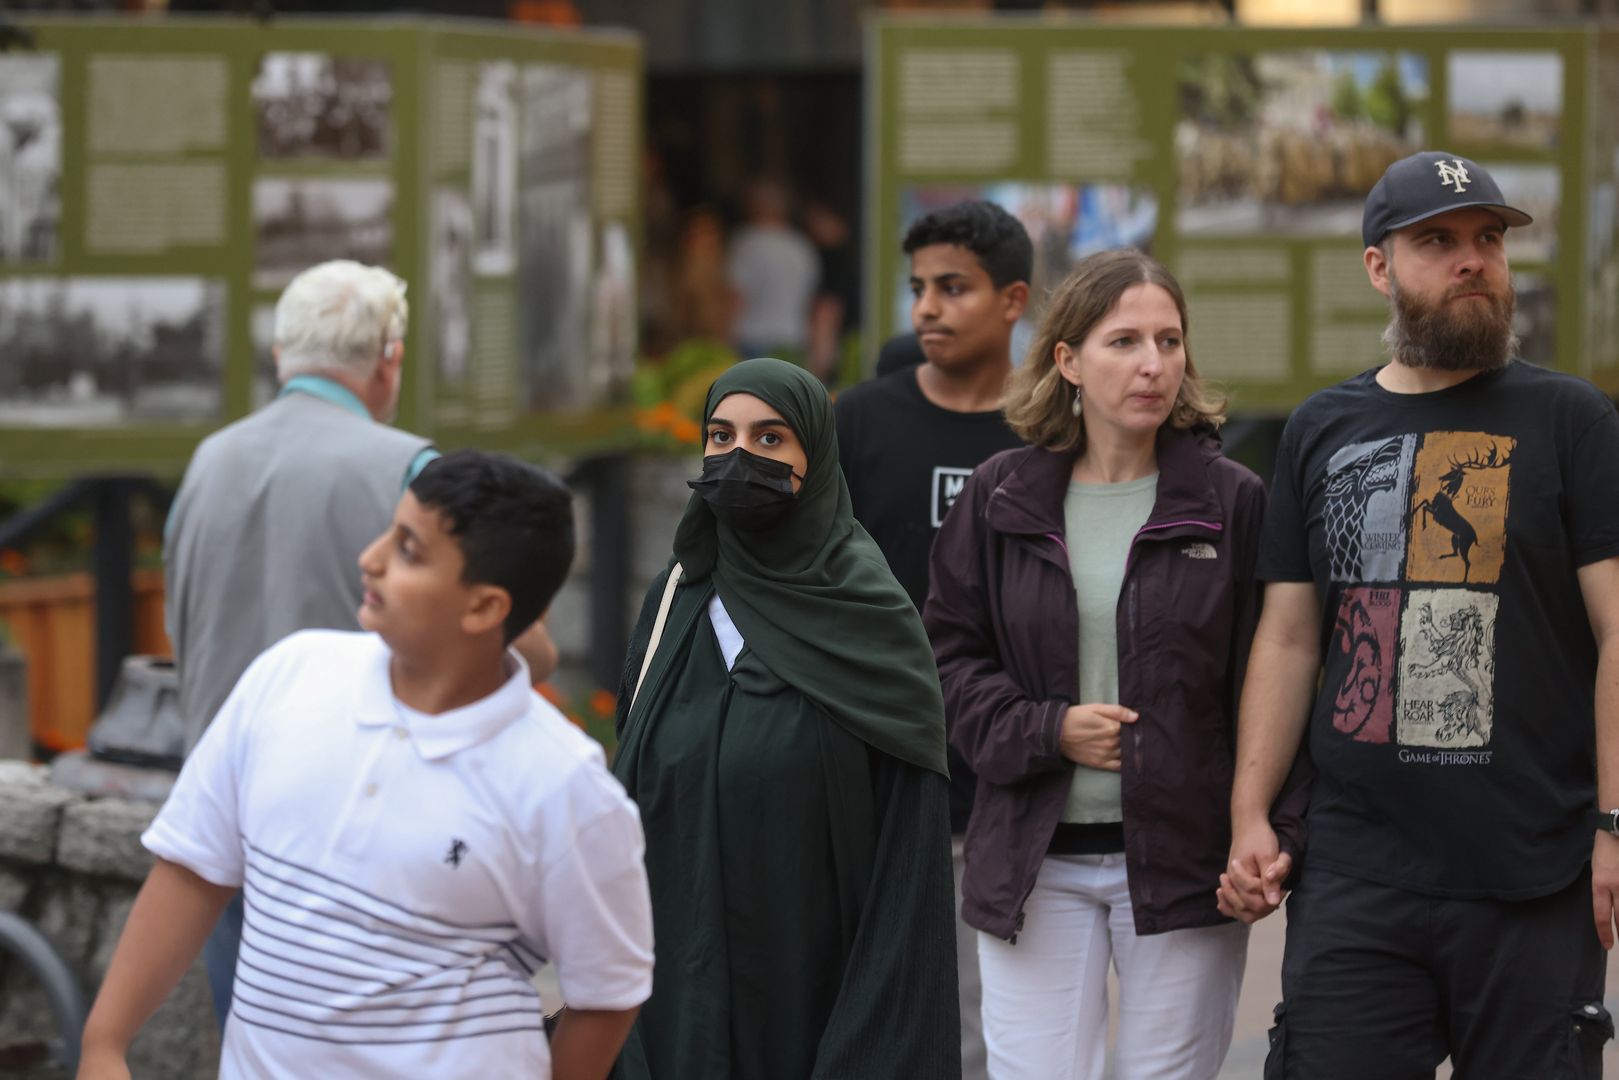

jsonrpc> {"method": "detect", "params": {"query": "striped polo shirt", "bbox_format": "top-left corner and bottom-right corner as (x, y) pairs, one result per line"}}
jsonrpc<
(144, 630), (653, 1078)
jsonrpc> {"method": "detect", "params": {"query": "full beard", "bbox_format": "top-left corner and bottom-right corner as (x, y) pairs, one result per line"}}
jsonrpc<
(1382, 273), (1518, 373)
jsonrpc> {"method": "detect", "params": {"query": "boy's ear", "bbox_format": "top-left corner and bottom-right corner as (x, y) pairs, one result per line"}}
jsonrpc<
(461, 583), (513, 639)
(1001, 280), (1029, 324)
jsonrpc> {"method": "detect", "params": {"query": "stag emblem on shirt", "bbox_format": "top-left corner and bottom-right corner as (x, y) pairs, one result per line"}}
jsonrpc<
(1410, 442), (1511, 582)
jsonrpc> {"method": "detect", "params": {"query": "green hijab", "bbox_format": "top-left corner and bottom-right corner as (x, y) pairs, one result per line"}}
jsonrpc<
(660, 357), (948, 776)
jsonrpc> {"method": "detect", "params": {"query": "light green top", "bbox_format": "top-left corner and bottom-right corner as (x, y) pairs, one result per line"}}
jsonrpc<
(1060, 473), (1158, 824)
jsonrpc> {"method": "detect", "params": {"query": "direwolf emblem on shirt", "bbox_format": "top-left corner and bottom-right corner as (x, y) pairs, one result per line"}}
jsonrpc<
(445, 838), (468, 868)
(1182, 542), (1217, 560)
(1435, 159), (1471, 193)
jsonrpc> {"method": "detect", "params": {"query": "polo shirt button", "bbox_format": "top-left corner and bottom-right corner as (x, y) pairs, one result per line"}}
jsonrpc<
(392, 726), (409, 740)
(364, 783), (379, 797)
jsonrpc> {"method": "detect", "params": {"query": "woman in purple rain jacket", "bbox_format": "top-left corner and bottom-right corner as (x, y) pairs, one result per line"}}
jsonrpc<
(925, 249), (1309, 1080)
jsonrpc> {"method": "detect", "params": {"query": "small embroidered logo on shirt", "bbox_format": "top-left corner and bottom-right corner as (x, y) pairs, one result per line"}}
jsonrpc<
(445, 838), (468, 868)
(1182, 542), (1218, 560)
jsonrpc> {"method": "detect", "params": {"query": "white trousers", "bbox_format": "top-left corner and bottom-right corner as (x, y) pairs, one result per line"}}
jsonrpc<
(977, 853), (1247, 1080)
(953, 837), (988, 1080)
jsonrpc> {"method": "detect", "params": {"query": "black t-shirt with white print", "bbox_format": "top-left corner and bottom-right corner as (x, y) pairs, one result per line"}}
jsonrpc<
(1258, 361), (1619, 900)
(835, 367), (1024, 833)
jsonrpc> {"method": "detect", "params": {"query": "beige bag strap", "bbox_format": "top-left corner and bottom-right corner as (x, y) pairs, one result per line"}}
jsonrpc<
(630, 563), (684, 714)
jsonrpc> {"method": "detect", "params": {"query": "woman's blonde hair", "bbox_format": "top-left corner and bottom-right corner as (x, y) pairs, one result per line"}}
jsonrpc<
(1003, 248), (1226, 453)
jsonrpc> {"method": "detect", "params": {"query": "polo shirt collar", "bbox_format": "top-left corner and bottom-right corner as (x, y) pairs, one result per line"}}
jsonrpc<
(354, 636), (535, 761)
(279, 374), (370, 420)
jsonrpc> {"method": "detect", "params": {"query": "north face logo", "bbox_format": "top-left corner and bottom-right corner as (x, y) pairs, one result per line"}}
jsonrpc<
(1182, 542), (1218, 560)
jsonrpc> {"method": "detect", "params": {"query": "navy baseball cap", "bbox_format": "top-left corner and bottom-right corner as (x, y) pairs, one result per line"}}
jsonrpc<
(1361, 151), (1532, 249)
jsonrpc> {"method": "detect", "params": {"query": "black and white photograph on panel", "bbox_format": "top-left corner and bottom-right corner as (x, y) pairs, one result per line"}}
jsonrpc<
(252, 52), (393, 161)
(516, 62), (593, 411)
(432, 187), (474, 386)
(0, 54), (61, 265)
(0, 277), (225, 427)
(252, 177), (394, 289)
(471, 61), (517, 276)
(589, 221), (636, 401)
(251, 303), (279, 410)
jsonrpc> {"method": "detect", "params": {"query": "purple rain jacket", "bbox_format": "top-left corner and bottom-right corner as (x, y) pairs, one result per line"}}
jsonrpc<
(924, 427), (1311, 940)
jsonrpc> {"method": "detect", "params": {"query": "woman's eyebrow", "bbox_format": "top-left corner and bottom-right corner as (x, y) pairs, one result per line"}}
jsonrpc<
(748, 419), (791, 433)
(706, 417), (737, 428)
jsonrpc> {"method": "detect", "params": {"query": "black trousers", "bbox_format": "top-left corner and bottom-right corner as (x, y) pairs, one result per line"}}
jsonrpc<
(1266, 864), (1611, 1080)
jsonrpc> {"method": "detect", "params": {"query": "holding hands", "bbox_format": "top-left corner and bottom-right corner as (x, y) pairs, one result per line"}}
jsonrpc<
(1217, 818), (1293, 924)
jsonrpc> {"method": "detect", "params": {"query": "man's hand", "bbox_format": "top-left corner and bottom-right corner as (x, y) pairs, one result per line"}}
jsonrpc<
(1058, 704), (1138, 772)
(1594, 831), (1619, 950)
(1217, 818), (1292, 924)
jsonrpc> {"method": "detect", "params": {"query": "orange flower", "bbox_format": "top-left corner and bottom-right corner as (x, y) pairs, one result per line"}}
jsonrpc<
(536, 682), (567, 707)
(649, 401), (679, 428)
(672, 418), (702, 444)
(590, 689), (617, 716)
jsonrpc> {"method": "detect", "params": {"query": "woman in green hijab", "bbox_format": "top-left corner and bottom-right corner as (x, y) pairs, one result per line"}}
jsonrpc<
(612, 358), (960, 1080)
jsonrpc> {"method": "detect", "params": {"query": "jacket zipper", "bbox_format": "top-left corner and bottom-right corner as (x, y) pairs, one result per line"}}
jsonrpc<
(1119, 517), (1222, 910)
(1011, 521), (1222, 940)
(1006, 538), (1079, 943)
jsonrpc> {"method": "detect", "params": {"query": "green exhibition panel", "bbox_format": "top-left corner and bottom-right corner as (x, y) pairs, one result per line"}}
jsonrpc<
(0, 17), (642, 476)
(867, 18), (1619, 411)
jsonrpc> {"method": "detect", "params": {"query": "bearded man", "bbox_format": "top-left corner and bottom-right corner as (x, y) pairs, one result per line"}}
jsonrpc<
(1217, 151), (1619, 1077)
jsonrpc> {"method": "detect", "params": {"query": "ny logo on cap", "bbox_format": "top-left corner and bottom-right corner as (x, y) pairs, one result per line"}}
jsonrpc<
(1435, 159), (1471, 193)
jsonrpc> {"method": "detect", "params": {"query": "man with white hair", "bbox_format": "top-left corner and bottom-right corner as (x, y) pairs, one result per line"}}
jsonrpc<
(166, 259), (429, 752)
(163, 259), (555, 1027)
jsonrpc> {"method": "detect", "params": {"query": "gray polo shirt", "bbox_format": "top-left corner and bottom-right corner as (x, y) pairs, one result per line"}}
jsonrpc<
(164, 377), (433, 751)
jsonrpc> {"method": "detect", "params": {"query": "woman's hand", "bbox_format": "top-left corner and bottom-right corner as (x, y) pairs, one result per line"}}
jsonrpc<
(1058, 704), (1138, 771)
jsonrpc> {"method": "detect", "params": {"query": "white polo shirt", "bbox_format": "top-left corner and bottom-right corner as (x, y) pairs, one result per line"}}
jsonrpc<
(143, 629), (653, 1079)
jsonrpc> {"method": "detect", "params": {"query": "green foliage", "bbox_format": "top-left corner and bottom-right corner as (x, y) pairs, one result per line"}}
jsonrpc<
(1180, 54), (1264, 132)
(1363, 58), (1410, 135)
(1332, 70), (1363, 121)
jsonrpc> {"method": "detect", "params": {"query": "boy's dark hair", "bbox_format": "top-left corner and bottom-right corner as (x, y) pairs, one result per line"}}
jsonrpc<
(902, 200), (1033, 289)
(409, 450), (575, 645)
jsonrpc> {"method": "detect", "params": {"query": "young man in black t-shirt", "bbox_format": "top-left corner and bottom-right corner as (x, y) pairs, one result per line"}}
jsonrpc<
(835, 200), (1030, 1080)
(1220, 152), (1619, 1077)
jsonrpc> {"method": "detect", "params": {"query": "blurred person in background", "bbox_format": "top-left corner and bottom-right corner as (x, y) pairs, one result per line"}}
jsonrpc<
(726, 178), (819, 363)
(164, 259), (556, 1031)
(835, 197), (1033, 1080)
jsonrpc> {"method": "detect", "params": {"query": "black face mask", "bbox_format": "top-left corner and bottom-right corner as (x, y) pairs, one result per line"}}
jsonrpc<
(687, 447), (801, 532)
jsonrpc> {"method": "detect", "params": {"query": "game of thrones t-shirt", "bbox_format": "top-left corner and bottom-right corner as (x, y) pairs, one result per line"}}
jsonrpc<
(835, 367), (1024, 832)
(1258, 361), (1619, 899)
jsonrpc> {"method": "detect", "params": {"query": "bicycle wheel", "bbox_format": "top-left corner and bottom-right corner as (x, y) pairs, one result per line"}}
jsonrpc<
(0, 910), (86, 1073)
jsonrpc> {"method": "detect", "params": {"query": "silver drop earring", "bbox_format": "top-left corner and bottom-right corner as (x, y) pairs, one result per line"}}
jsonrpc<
(1071, 384), (1084, 418)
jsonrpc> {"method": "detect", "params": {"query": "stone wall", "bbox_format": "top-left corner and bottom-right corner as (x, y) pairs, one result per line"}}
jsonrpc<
(0, 762), (217, 1079)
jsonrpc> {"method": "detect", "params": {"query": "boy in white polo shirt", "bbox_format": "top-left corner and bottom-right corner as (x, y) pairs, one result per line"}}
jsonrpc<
(79, 451), (653, 1080)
